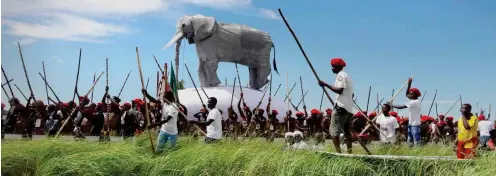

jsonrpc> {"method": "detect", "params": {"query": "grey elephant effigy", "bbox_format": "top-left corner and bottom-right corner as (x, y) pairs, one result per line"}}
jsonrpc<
(164, 14), (278, 90)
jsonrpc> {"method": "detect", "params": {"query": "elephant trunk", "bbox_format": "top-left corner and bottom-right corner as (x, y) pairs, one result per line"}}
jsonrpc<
(163, 32), (184, 50)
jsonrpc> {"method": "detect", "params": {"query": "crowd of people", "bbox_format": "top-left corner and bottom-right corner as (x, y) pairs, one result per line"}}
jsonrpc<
(1, 58), (495, 159)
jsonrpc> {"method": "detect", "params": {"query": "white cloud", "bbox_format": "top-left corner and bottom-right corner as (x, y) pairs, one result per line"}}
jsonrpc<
(1, 0), (276, 43)
(178, 0), (251, 9)
(1, 0), (166, 17)
(258, 8), (280, 20)
(17, 38), (37, 45)
(57, 59), (64, 63)
(3, 13), (130, 43)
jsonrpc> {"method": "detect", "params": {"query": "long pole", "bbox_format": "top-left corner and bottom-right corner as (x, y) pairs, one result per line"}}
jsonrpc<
(420, 90), (428, 103)
(56, 71), (104, 137)
(1, 67), (15, 98)
(273, 84), (281, 96)
(91, 73), (96, 102)
(283, 83), (297, 102)
(2, 86), (10, 100)
(299, 76), (305, 107)
(319, 90), (324, 111)
(118, 71), (131, 97)
(427, 90), (437, 116)
(435, 102), (439, 121)
(278, 9), (335, 106)
(17, 42), (35, 100)
(443, 98), (460, 117)
(1, 79), (13, 87)
(42, 61), (49, 105)
(72, 48), (82, 102)
(136, 47), (156, 153)
(153, 55), (165, 74)
(459, 94), (463, 107)
(230, 77), (237, 107)
(13, 84), (28, 101)
(38, 73), (61, 102)
(146, 78), (150, 91)
(366, 86), (371, 112)
(390, 88), (394, 111)
(185, 63), (206, 106)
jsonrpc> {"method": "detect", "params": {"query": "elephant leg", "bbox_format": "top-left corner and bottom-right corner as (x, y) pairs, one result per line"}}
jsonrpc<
(253, 57), (271, 90)
(204, 58), (221, 87)
(248, 67), (259, 89)
(198, 60), (208, 87)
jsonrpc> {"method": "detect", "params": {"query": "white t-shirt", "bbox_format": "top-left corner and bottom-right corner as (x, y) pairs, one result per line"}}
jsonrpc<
(206, 108), (223, 139)
(430, 123), (438, 135)
(334, 71), (354, 113)
(160, 101), (179, 135)
(376, 114), (399, 143)
(478, 120), (495, 136)
(405, 99), (421, 126)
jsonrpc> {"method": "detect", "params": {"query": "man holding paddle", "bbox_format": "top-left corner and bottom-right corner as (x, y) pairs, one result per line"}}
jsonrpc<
(318, 58), (354, 153)
(391, 79), (422, 147)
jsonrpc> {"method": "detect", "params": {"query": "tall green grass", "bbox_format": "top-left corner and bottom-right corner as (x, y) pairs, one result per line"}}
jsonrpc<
(2, 133), (495, 176)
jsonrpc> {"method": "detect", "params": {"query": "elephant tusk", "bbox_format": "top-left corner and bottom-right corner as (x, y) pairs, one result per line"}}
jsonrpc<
(163, 32), (184, 50)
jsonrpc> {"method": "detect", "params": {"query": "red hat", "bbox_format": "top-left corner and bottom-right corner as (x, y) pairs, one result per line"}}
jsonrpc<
(396, 116), (401, 122)
(124, 103), (132, 109)
(296, 111), (304, 116)
(478, 115), (486, 121)
(438, 115), (445, 120)
(1, 103), (5, 109)
(258, 109), (265, 113)
(78, 96), (89, 102)
(330, 58), (346, 67)
(389, 112), (398, 117)
(325, 108), (332, 114)
(446, 116), (454, 121)
(311, 109), (320, 115)
(369, 111), (377, 118)
(272, 109), (278, 115)
(409, 88), (421, 97)
(421, 115), (429, 122)
(354, 111), (366, 118)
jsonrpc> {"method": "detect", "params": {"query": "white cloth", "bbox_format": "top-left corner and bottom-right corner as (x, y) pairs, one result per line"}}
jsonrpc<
(376, 114), (399, 143)
(160, 101), (179, 135)
(311, 144), (325, 151)
(334, 71), (354, 113)
(405, 99), (421, 126)
(478, 120), (495, 136)
(292, 141), (309, 150)
(206, 108), (223, 139)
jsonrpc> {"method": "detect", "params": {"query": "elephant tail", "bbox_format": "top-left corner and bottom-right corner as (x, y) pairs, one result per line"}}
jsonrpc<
(271, 43), (279, 75)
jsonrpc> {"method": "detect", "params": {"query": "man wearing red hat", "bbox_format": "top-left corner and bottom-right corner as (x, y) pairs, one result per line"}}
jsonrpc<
(308, 108), (323, 138)
(254, 108), (267, 137)
(321, 109), (332, 137)
(477, 112), (494, 149)
(392, 78), (422, 147)
(318, 57), (354, 153)
(266, 97), (279, 141)
(455, 104), (479, 159)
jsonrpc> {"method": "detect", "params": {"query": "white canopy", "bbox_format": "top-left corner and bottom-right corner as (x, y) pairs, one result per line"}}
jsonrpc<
(177, 85), (297, 123)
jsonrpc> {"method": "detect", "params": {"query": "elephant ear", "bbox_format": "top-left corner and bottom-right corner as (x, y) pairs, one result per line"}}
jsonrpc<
(191, 15), (217, 42)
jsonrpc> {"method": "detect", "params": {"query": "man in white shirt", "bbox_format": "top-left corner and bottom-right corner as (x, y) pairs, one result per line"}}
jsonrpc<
(143, 90), (179, 153)
(200, 97), (223, 143)
(318, 58), (354, 153)
(392, 78), (422, 147)
(477, 114), (494, 149)
(376, 103), (399, 145)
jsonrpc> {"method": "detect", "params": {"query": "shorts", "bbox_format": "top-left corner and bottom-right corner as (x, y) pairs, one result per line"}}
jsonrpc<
(329, 108), (353, 137)
(204, 137), (220, 144)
